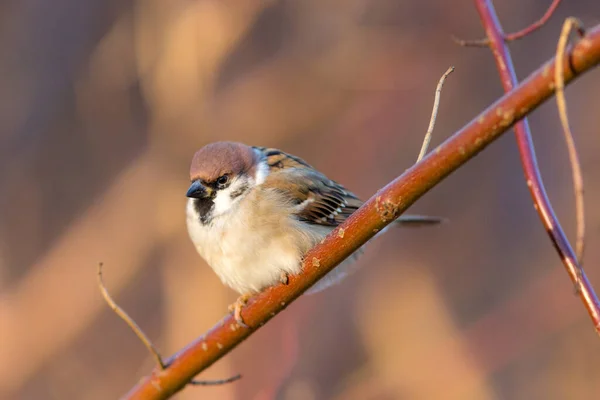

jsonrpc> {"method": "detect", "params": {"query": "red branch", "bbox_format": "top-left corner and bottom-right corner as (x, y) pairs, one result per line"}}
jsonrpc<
(123, 25), (600, 400)
(455, 0), (563, 46)
(472, 0), (600, 334)
(505, 0), (562, 41)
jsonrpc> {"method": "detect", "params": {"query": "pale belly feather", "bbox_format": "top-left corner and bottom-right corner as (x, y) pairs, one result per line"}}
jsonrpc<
(186, 193), (362, 295)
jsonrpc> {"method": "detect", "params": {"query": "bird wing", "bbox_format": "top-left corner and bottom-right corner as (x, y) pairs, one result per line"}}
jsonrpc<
(255, 147), (361, 227)
(255, 147), (444, 227)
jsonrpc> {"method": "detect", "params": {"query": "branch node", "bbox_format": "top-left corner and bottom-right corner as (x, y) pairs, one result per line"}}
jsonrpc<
(375, 196), (399, 222)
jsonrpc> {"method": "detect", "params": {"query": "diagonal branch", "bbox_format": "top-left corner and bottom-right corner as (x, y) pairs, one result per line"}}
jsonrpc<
(472, 0), (599, 329)
(123, 24), (600, 400)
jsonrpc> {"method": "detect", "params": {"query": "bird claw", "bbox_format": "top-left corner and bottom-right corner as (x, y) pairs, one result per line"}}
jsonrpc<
(228, 293), (252, 328)
(280, 271), (289, 285)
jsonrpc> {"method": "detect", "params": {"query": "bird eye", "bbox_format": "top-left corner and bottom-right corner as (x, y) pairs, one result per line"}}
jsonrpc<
(216, 175), (229, 187)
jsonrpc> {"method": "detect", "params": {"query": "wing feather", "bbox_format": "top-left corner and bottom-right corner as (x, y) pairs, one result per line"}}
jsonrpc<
(255, 147), (361, 227)
(254, 147), (443, 227)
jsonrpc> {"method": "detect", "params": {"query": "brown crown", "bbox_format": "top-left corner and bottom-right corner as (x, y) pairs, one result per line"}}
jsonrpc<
(189, 141), (256, 182)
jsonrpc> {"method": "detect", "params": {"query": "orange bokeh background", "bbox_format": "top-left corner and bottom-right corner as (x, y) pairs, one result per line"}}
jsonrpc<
(1, 1), (600, 399)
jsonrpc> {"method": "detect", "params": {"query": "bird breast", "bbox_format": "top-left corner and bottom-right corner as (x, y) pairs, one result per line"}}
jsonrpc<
(186, 188), (324, 294)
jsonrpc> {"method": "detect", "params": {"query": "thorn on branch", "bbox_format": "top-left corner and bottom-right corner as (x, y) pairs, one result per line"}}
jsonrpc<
(555, 18), (586, 290)
(97, 262), (241, 387)
(454, 0), (563, 47)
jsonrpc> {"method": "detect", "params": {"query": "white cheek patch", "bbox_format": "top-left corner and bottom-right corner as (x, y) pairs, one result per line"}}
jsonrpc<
(212, 186), (235, 216)
(254, 158), (269, 185)
(212, 178), (248, 217)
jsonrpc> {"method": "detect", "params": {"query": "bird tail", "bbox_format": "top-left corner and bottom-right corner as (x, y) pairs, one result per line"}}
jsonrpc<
(395, 214), (446, 226)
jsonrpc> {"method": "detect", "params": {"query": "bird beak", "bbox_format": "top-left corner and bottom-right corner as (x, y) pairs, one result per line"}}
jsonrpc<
(186, 180), (211, 199)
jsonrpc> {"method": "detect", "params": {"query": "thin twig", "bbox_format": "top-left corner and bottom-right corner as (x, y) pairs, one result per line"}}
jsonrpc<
(188, 374), (242, 386)
(98, 262), (166, 369)
(454, 0), (563, 47)
(506, 0), (563, 41)
(555, 18), (586, 265)
(98, 262), (241, 386)
(452, 35), (491, 48)
(417, 66), (455, 162)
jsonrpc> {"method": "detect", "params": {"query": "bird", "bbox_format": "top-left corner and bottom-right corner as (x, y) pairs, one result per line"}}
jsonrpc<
(185, 141), (441, 326)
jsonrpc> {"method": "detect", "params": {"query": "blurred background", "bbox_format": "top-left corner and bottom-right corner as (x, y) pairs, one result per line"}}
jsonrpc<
(1, 0), (600, 399)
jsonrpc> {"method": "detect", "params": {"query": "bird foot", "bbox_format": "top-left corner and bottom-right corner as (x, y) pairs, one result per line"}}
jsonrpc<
(228, 293), (252, 328)
(280, 271), (290, 285)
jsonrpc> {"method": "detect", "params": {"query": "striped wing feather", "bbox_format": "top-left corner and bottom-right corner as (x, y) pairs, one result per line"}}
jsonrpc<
(255, 147), (361, 227)
(255, 147), (443, 227)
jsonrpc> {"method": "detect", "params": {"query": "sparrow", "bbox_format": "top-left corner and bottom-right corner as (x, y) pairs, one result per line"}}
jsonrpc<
(186, 141), (441, 326)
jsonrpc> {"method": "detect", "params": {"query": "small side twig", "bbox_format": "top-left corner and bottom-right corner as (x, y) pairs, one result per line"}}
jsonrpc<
(98, 262), (165, 369)
(98, 262), (241, 386)
(188, 374), (242, 386)
(505, 0), (563, 41)
(555, 18), (586, 265)
(417, 66), (455, 162)
(454, 0), (563, 47)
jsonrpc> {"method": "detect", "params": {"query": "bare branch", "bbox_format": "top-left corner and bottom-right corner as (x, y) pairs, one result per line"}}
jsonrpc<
(555, 18), (586, 265)
(454, 0), (563, 47)
(472, 0), (600, 334)
(123, 24), (600, 400)
(417, 66), (455, 162)
(505, 0), (563, 41)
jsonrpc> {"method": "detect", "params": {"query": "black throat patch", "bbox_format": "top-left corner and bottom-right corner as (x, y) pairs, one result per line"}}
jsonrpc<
(193, 198), (215, 224)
